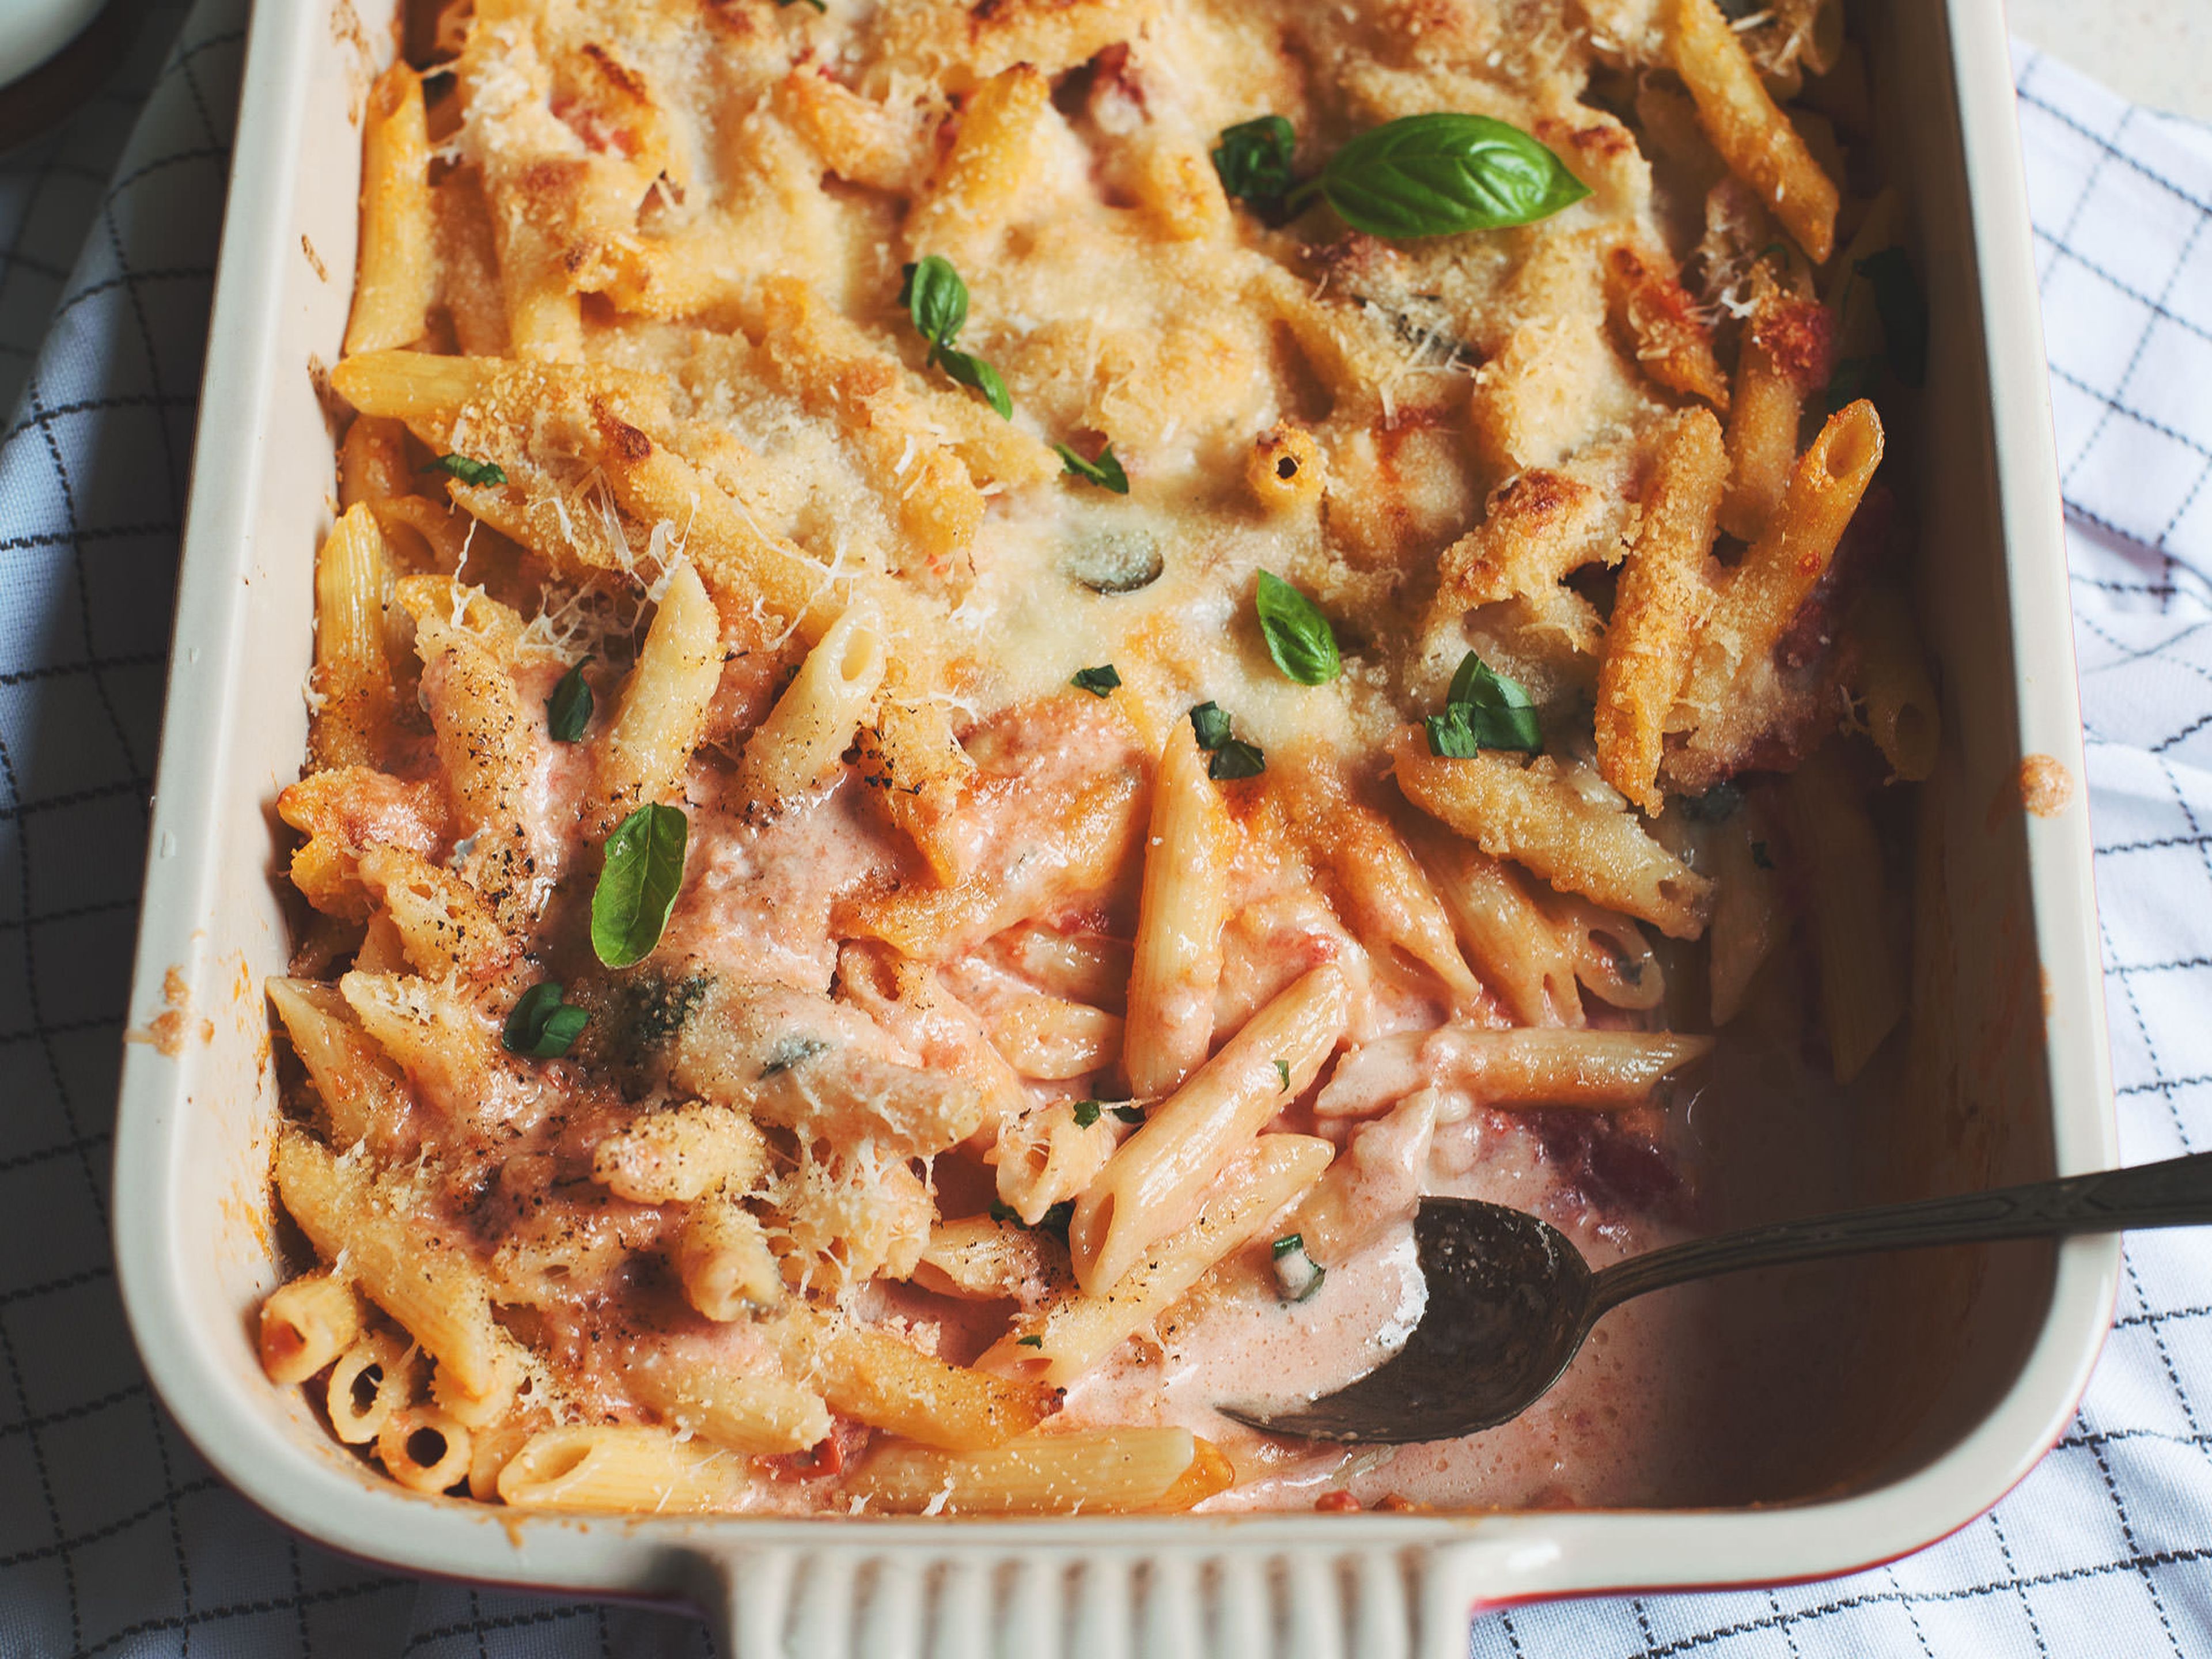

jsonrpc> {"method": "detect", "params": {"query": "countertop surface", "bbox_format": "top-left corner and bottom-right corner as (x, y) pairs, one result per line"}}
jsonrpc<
(2008, 0), (2210, 122)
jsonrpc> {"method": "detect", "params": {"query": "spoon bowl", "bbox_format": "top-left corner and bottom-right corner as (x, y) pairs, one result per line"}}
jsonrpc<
(1221, 1199), (1593, 1444)
(1222, 1151), (2212, 1445)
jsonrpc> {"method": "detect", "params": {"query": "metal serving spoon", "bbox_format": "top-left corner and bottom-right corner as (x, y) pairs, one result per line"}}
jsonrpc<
(1222, 1150), (2212, 1444)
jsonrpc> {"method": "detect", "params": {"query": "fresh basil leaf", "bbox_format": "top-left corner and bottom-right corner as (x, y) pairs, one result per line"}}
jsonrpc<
(1320, 112), (1589, 240)
(1071, 664), (1121, 697)
(501, 982), (589, 1059)
(1072, 1100), (1103, 1128)
(1855, 247), (1927, 389)
(427, 453), (507, 488)
(1190, 702), (1233, 749)
(591, 802), (688, 968)
(899, 255), (968, 350)
(1428, 650), (1541, 754)
(1211, 114), (1298, 207)
(1055, 441), (1130, 494)
(1110, 1104), (1145, 1124)
(546, 657), (593, 742)
(1209, 737), (1266, 781)
(1254, 570), (1341, 685)
(940, 347), (1012, 420)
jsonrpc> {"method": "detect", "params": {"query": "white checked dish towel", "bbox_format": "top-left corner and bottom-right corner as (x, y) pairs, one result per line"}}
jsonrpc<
(2, 6), (2210, 1654)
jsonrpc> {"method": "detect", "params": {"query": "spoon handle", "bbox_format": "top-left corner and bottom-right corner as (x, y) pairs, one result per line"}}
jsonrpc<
(1589, 1150), (2212, 1316)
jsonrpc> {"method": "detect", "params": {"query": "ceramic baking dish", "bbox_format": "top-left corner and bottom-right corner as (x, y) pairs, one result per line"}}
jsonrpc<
(112, 0), (2113, 1652)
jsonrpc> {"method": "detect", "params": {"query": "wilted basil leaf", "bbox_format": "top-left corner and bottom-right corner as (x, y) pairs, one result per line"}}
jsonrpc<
(1209, 737), (1266, 780)
(1055, 441), (1130, 493)
(501, 982), (588, 1059)
(427, 453), (507, 487)
(1109, 1104), (1145, 1124)
(1072, 1100), (1103, 1128)
(1855, 247), (1927, 389)
(1212, 114), (1299, 207)
(1254, 571), (1341, 684)
(1425, 650), (1541, 756)
(592, 802), (688, 968)
(1320, 112), (1589, 240)
(1190, 702), (1234, 751)
(1071, 664), (1121, 697)
(1825, 354), (1883, 415)
(546, 657), (593, 741)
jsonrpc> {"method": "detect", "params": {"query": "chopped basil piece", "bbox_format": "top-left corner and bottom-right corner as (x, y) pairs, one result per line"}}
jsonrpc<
(1055, 441), (1130, 494)
(1271, 1235), (1326, 1302)
(777, 0), (827, 10)
(546, 657), (593, 741)
(1681, 782), (1745, 823)
(1254, 571), (1341, 685)
(1110, 1104), (1145, 1124)
(989, 1199), (1075, 1235)
(1071, 664), (1122, 697)
(1211, 114), (1299, 209)
(1274, 1059), (1291, 1091)
(1189, 702), (1266, 778)
(1072, 1100), (1103, 1128)
(1190, 702), (1234, 750)
(1319, 113), (1589, 240)
(1208, 737), (1266, 781)
(427, 452), (507, 488)
(760, 1035), (828, 1079)
(1855, 247), (1928, 389)
(898, 255), (1012, 419)
(1016, 1335), (1044, 1348)
(1425, 650), (1541, 756)
(501, 982), (589, 1059)
(989, 1201), (1022, 1225)
(591, 802), (688, 968)
(1751, 840), (1775, 870)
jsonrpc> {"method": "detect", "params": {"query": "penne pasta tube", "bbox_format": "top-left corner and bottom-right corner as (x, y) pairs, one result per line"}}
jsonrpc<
(1850, 583), (1941, 782)
(736, 601), (887, 816)
(497, 1425), (747, 1514)
(325, 1328), (414, 1446)
(267, 977), (415, 1155)
(1706, 798), (1786, 1027)
(338, 414), (414, 508)
(257, 1272), (366, 1385)
(1720, 269), (1835, 544)
(903, 64), (1050, 266)
(1122, 721), (1233, 1098)
(1391, 736), (1714, 940)
(674, 1194), (785, 1323)
(1671, 0), (1839, 263)
(623, 1346), (832, 1455)
(1412, 835), (1583, 1028)
(593, 1102), (768, 1206)
(1682, 400), (1885, 715)
(272, 1128), (517, 1401)
(1313, 1027), (1713, 1120)
(1783, 743), (1904, 1080)
(988, 1134), (1333, 1387)
(597, 560), (722, 824)
(377, 1404), (473, 1495)
(344, 64), (437, 355)
(915, 1216), (1074, 1302)
(988, 993), (1123, 1081)
(1547, 894), (1666, 1012)
(353, 846), (514, 981)
(772, 1310), (1060, 1452)
(1596, 407), (1725, 815)
(309, 503), (396, 773)
(1067, 964), (1348, 1296)
(847, 1429), (1234, 1516)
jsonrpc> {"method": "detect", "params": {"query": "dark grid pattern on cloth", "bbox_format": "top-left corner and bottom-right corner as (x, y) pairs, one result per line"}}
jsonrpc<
(0, 7), (2208, 1654)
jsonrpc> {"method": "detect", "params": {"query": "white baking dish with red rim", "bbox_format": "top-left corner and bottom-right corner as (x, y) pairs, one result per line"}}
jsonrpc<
(112, 0), (2115, 1652)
